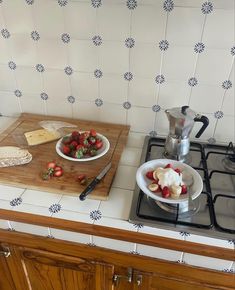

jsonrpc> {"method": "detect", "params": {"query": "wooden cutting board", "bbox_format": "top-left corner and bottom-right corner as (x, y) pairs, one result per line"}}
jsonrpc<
(0, 113), (130, 200)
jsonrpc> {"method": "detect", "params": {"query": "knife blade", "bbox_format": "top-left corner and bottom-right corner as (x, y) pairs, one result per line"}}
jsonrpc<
(79, 162), (112, 201)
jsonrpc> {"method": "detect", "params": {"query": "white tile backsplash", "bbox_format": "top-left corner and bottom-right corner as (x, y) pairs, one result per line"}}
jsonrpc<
(0, 0), (234, 143)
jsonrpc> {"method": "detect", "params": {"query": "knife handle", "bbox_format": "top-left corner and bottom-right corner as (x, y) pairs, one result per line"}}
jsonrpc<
(79, 178), (100, 201)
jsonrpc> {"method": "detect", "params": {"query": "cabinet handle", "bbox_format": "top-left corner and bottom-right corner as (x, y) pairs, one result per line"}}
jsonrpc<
(113, 267), (132, 286)
(0, 248), (11, 258)
(136, 274), (142, 286)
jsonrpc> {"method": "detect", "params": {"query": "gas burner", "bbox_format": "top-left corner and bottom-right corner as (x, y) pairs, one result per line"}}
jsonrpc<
(222, 142), (235, 172)
(147, 196), (200, 216)
(163, 151), (192, 164)
(222, 154), (235, 172)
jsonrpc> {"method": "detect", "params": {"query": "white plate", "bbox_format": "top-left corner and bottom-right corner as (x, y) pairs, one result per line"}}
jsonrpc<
(56, 132), (110, 162)
(136, 159), (203, 204)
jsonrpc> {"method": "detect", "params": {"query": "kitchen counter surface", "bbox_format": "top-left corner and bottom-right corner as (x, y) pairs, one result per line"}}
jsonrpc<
(0, 116), (234, 274)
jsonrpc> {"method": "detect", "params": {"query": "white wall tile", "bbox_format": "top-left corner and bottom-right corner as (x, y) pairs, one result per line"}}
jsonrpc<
(196, 48), (233, 85)
(100, 41), (129, 74)
(93, 235), (135, 253)
(214, 116), (235, 142)
(10, 221), (49, 237)
(189, 84), (223, 113)
(0, 185), (25, 201)
(0, 65), (15, 91)
(95, 103), (127, 124)
(69, 39), (98, 72)
(0, 38), (9, 64)
(71, 72), (97, 101)
(119, 147), (142, 166)
(33, 0), (64, 39)
(128, 107), (155, 133)
(167, 7), (204, 46)
(15, 66), (42, 93)
(158, 80), (189, 109)
(132, 4), (166, 43)
(19, 93), (44, 115)
(21, 189), (62, 207)
(126, 132), (146, 149)
(50, 228), (91, 245)
(2, 0), (34, 34)
(0, 219), (9, 229)
(37, 39), (68, 70)
(100, 75), (127, 104)
(130, 43), (161, 78)
(112, 165), (137, 190)
(222, 89), (234, 116)
(162, 46), (195, 81)
(129, 77), (156, 107)
(0, 91), (20, 116)
(99, 187), (133, 220)
(98, 4), (130, 41)
(46, 95), (73, 118)
(64, 2), (96, 39)
(0, 117), (17, 133)
(203, 9), (234, 49)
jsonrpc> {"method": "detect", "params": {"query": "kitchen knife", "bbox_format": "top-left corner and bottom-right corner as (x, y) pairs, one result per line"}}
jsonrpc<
(79, 162), (112, 201)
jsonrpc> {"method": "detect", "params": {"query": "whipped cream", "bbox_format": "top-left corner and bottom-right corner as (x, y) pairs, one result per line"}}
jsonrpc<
(155, 167), (183, 188)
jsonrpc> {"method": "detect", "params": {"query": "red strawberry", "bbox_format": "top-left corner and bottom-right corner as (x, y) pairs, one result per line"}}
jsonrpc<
(175, 168), (181, 174)
(47, 161), (56, 170)
(77, 174), (86, 182)
(95, 139), (103, 150)
(162, 186), (170, 198)
(70, 141), (78, 149)
(71, 131), (80, 140)
(165, 163), (173, 169)
(54, 166), (63, 172)
(181, 185), (188, 194)
(145, 170), (154, 180)
(90, 129), (97, 137)
(62, 145), (70, 155)
(53, 169), (63, 177)
(62, 136), (72, 145)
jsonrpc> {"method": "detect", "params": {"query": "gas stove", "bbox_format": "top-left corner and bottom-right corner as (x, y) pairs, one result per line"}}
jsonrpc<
(129, 136), (235, 240)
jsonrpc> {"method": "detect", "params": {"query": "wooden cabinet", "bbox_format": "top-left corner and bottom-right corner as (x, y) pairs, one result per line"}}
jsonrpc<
(0, 230), (234, 290)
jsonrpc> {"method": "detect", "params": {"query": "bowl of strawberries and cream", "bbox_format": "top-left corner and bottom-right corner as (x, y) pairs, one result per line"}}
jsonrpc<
(136, 159), (203, 204)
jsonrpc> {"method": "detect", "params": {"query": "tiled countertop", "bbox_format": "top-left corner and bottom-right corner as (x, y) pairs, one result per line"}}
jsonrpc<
(0, 116), (234, 274)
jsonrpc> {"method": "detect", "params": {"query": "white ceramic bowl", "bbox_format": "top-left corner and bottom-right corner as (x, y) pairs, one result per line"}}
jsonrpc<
(136, 159), (203, 204)
(56, 132), (110, 162)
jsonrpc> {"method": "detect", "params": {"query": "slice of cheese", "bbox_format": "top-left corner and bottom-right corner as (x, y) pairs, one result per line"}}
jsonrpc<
(24, 129), (61, 146)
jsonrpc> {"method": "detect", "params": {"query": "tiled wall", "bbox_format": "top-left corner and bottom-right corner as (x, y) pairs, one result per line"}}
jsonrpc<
(0, 0), (234, 143)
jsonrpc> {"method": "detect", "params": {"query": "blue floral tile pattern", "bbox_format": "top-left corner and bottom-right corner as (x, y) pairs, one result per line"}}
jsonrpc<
(155, 74), (165, 84)
(92, 35), (102, 46)
(40, 92), (49, 100)
(163, 0), (174, 12)
(31, 31), (40, 41)
(188, 77), (198, 87)
(231, 46), (235, 56)
(1, 29), (10, 38)
(194, 42), (205, 53)
(130, 250), (140, 255)
(95, 98), (103, 107)
(179, 231), (190, 237)
(201, 2), (213, 14)
(222, 80), (232, 90)
(124, 72), (133, 81)
(14, 90), (22, 97)
(67, 95), (75, 103)
(133, 223), (144, 229)
(152, 105), (161, 112)
(214, 110), (224, 119)
(228, 239), (235, 245)
(36, 64), (45, 73)
(87, 242), (96, 247)
(223, 269), (235, 273)
(49, 203), (61, 214)
(61, 33), (70, 43)
(10, 197), (23, 207)
(94, 69), (103, 78)
(91, 0), (102, 8)
(159, 40), (169, 51)
(58, 0), (68, 6)
(123, 101), (131, 110)
(25, 0), (34, 5)
(64, 66), (73, 75)
(126, 0), (137, 10)
(8, 61), (16, 70)
(149, 130), (157, 137)
(208, 137), (216, 144)
(125, 37), (135, 48)
(90, 210), (102, 221)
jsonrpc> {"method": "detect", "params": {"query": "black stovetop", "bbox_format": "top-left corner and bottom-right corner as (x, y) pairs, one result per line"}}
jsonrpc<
(129, 136), (235, 240)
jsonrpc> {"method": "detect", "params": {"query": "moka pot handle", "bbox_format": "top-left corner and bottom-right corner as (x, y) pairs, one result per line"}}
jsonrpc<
(194, 115), (209, 138)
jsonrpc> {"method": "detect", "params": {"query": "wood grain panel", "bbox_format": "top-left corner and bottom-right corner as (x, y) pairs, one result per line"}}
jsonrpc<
(0, 113), (130, 200)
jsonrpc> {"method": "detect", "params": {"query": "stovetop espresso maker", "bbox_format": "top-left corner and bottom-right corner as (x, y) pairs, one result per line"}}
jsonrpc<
(164, 106), (209, 161)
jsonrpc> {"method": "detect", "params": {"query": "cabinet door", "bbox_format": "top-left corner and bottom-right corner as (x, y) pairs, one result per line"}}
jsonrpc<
(17, 247), (114, 290)
(133, 272), (222, 290)
(0, 246), (16, 290)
